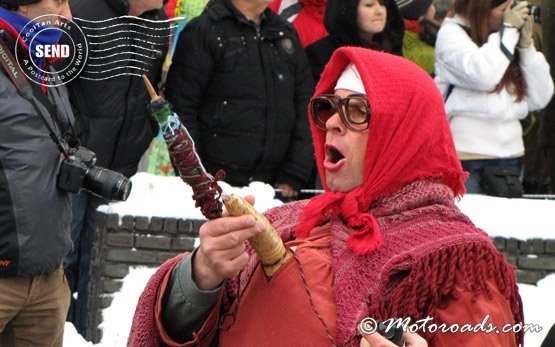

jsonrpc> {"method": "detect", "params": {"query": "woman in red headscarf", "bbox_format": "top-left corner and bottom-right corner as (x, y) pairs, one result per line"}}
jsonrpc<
(128, 47), (522, 347)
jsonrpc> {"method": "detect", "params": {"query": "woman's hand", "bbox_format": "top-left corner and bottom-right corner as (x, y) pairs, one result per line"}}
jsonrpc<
(360, 331), (428, 347)
(518, 14), (534, 48)
(192, 196), (263, 290)
(503, 1), (529, 29)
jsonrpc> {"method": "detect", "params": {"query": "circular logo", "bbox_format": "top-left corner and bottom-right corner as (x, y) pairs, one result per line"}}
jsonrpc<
(359, 318), (379, 335)
(15, 14), (88, 87)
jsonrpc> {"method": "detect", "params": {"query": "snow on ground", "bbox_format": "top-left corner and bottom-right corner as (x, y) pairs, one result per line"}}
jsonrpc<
(64, 323), (94, 346)
(456, 194), (555, 239)
(98, 267), (157, 345)
(519, 275), (555, 346)
(65, 173), (555, 346)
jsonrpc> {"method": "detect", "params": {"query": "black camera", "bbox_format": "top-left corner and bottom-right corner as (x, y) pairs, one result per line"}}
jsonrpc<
(528, 4), (540, 23)
(512, 1), (541, 23)
(57, 147), (132, 201)
(376, 321), (404, 346)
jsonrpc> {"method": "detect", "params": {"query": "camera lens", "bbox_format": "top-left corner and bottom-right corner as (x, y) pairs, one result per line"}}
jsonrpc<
(528, 5), (540, 23)
(84, 166), (132, 201)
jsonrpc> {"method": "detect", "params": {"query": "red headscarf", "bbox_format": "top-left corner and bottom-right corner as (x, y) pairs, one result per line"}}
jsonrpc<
(296, 47), (466, 254)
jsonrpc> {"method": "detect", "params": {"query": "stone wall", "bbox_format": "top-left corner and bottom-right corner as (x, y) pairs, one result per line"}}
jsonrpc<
(492, 237), (555, 285)
(86, 212), (204, 343)
(86, 212), (555, 343)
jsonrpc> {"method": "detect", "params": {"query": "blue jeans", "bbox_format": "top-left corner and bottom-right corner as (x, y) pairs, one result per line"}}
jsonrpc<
(64, 191), (107, 338)
(461, 158), (523, 194)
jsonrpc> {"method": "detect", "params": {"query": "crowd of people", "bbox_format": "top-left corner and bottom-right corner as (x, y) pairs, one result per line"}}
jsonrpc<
(0, 0), (554, 345)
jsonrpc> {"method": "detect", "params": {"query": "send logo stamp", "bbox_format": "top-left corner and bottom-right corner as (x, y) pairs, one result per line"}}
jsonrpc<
(15, 14), (88, 87)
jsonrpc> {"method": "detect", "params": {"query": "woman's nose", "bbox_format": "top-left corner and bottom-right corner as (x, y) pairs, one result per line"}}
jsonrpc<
(325, 112), (346, 133)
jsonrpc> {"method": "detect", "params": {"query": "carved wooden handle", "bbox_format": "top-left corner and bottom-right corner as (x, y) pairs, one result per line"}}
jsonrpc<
(222, 194), (291, 278)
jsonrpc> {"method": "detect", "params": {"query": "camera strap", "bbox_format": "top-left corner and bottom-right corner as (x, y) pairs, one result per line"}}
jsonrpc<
(0, 34), (71, 157)
(498, 24), (515, 61)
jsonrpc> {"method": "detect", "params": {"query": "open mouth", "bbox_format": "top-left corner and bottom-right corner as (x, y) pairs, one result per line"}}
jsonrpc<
(325, 145), (345, 164)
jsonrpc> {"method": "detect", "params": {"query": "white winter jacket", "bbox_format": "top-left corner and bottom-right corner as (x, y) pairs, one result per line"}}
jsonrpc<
(435, 15), (553, 158)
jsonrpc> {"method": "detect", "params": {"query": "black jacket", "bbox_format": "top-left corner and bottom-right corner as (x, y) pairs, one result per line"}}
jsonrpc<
(66, 0), (169, 177)
(305, 0), (404, 83)
(164, 0), (314, 190)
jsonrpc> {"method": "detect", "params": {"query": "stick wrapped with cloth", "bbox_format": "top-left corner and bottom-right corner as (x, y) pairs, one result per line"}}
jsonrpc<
(142, 75), (290, 277)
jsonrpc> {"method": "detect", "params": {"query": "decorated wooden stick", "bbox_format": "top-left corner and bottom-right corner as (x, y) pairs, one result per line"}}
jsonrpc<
(143, 75), (223, 219)
(143, 76), (290, 278)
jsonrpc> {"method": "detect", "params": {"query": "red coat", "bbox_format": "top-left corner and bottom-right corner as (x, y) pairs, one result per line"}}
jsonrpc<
(269, 0), (328, 47)
(128, 184), (521, 347)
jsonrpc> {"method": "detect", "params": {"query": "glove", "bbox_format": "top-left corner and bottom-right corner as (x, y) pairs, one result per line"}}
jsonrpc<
(503, 1), (529, 29)
(518, 14), (534, 48)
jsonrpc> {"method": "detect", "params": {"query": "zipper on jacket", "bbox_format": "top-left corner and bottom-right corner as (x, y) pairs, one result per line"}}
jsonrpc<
(255, 23), (261, 40)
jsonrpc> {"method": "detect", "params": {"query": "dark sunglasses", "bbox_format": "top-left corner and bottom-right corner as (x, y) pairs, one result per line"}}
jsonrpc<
(310, 94), (371, 131)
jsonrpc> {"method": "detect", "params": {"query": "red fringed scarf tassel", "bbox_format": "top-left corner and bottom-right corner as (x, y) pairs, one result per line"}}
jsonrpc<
(367, 242), (524, 346)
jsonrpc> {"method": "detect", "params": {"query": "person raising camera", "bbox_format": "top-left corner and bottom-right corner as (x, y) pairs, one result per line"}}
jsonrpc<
(434, 0), (553, 195)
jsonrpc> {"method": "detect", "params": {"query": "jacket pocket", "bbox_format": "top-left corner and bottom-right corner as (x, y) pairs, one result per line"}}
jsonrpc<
(216, 36), (246, 72)
(210, 99), (227, 130)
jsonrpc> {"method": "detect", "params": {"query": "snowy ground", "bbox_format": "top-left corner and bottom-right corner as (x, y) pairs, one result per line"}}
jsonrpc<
(64, 173), (555, 346)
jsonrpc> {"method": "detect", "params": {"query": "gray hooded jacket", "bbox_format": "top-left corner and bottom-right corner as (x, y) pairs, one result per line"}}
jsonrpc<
(0, 32), (73, 277)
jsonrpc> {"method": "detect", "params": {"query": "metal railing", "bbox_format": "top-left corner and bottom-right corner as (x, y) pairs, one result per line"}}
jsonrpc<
(522, 194), (555, 200)
(274, 190), (555, 201)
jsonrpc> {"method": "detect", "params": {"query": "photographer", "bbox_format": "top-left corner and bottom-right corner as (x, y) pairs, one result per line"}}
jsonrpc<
(0, 0), (74, 345)
(434, 0), (554, 195)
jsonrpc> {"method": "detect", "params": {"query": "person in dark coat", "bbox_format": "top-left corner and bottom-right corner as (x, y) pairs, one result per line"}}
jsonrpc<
(164, 0), (315, 198)
(63, 0), (169, 338)
(305, 0), (405, 83)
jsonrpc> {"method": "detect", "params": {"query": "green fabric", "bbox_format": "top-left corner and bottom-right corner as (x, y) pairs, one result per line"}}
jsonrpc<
(144, 97), (174, 176)
(175, 0), (209, 18)
(402, 31), (435, 75)
(146, 134), (174, 176)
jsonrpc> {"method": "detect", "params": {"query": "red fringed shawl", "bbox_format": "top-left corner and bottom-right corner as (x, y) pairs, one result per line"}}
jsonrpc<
(271, 181), (522, 346)
(128, 181), (523, 346)
(296, 47), (467, 255)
